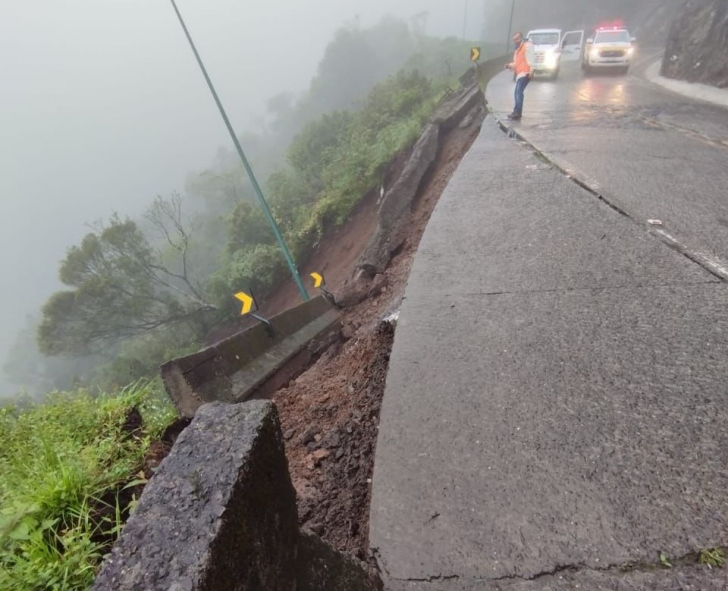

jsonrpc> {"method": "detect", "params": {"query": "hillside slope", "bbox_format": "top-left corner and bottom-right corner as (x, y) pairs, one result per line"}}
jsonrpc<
(481, 0), (682, 46)
(661, 0), (728, 88)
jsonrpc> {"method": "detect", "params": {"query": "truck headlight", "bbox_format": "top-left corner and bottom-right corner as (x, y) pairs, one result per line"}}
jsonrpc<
(590, 48), (600, 60)
(545, 50), (559, 69)
(627, 47), (634, 55)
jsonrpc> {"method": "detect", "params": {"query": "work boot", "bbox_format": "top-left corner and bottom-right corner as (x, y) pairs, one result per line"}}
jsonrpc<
(507, 112), (522, 120)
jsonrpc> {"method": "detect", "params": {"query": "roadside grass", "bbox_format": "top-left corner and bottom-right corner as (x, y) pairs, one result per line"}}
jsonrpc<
(698, 548), (726, 569)
(0, 382), (176, 591)
(213, 70), (455, 306)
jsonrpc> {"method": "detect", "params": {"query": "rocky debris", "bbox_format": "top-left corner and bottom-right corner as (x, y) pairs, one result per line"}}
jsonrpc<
(335, 271), (389, 308)
(308, 329), (343, 357)
(431, 84), (483, 132)
(93, 401), (382, 591)
(459, 105), (485, 129)
(358, 82), (486, 276)
(301, 427), (319, 445)
(265, 117), (485, 564)
(275, 322), (395, 561)
(93, 76), (489, 587)
(358, 124), (440, 275)
(661, 0), (728, 88)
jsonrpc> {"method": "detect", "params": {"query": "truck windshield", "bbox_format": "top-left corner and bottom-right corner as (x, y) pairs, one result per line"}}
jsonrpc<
(529, 32), (560, 45)
(594, 31), (631, 43)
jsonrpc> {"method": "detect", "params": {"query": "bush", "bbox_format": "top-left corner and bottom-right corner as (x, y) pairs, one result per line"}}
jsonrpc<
(209, 244), (290, 317)
(286, 111), (353, 182)
(226, 202), (276, 254)
(271, 69), (444, 250)
(0, 384), (176, 591)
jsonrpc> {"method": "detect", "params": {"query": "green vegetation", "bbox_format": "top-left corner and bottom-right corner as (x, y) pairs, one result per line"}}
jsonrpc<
(0, 382), (175, 590)
(0, 18), (491, 398)
(214, 69), (447, 301)
(698, 548), (726, 569)
(0, 16), (495, 590)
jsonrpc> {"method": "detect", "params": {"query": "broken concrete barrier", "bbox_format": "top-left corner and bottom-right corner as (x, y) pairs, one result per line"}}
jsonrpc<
(92, 401), (381, 591)
(358, 123), (441, 275)
(357, 78), (489, 275)
(161, 295), (339, 418)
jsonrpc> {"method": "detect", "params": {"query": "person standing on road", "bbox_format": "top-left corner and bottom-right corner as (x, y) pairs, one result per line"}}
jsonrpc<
(505, 32), (534, 120)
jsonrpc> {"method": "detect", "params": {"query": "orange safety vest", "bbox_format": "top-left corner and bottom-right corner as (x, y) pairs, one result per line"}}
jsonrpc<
(513, 41), (532, 76)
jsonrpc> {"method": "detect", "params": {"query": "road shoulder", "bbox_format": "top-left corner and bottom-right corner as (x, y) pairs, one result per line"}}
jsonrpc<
(645, 60), (728, 109)
(370, 116), (728, 590)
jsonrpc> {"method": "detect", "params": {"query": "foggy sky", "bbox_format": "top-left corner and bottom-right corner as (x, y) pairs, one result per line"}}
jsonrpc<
(0, 1), (491, 393)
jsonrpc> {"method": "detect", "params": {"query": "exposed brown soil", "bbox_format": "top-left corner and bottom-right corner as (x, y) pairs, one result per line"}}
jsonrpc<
(208, 147), (415, 344)
(269, 121), (483, 560)
(134, 119), (480, 561)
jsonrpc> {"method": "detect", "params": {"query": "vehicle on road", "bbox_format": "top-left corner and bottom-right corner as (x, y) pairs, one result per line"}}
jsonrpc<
(526, 29), (586, 80)
(581, 26), (636, 75)
(526, 29), (562, 79)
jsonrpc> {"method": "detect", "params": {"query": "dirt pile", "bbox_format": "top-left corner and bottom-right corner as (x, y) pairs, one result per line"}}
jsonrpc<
(274, 322), (393, 560)
(266, 117), (485, 561)
(661, 0), (728, 88)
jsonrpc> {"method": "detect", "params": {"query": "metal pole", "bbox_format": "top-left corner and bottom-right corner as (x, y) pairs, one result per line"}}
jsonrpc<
(168, 0), (309, 302)
(506, 0), (516, 54)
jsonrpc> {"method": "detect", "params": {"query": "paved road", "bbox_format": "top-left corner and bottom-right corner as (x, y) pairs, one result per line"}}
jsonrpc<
(369, 62), (728, 590)
(487, 53), (728, 278)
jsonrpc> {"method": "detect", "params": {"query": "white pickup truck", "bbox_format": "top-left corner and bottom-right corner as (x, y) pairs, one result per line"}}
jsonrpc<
(581, 27), (636, 75)
(527, 29), (586, 80)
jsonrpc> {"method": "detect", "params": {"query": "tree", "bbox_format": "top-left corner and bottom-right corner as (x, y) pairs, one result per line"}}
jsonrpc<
(38, 195), (217, 356)
(186, 168), (249, 214)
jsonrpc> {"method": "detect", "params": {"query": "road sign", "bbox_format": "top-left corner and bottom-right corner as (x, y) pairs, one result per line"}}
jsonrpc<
(470, 47), (481, 62)
(234, 291), (256, 316)
(311, 272), (325, 289)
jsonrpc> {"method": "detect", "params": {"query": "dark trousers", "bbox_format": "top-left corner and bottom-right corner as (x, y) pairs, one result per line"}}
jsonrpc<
(514, 76), (530, 115)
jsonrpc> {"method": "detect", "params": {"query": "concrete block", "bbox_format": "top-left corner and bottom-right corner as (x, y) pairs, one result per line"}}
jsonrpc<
(93, 401), (382, 591)
(162, 296), (339, 418)
(92, 401), (298, 591)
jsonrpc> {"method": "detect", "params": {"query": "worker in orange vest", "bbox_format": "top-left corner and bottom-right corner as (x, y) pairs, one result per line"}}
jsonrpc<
(505, 32), (535, 120)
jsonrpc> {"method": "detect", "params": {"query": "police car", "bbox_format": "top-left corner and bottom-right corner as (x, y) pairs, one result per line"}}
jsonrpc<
(581, 26), (636, 75)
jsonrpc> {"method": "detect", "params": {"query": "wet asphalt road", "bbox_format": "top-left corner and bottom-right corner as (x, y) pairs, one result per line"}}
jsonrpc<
(487, 53), (728, 277)
(370, 55), (728, 590)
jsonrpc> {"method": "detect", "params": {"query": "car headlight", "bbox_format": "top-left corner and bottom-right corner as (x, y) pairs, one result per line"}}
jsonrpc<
(545, 51), (559, 68)
(590, 48), (600, 59)
(627, 47), (634, 55)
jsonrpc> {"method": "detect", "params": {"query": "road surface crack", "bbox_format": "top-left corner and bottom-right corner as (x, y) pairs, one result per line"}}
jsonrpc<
(400, 574), (461, 583)
(458, 280), (720, 299)
(389, 547), (728, 586)
(491, 116), (728, 283)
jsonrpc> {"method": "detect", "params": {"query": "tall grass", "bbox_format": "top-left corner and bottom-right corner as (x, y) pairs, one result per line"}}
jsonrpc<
(0, 382), (176, 590)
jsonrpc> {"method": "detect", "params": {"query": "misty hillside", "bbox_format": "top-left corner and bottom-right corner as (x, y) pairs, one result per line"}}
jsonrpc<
(662, 0), (728, 88)
(0, 1), (492, 398)
(481, 0), (683, 46)
(1, 18), (490, 400)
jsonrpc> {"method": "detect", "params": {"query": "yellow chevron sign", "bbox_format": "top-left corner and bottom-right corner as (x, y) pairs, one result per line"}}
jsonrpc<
(470, 47), (481, 62)
(234, 291), (255, 316)
(310, 272), (325, 289)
